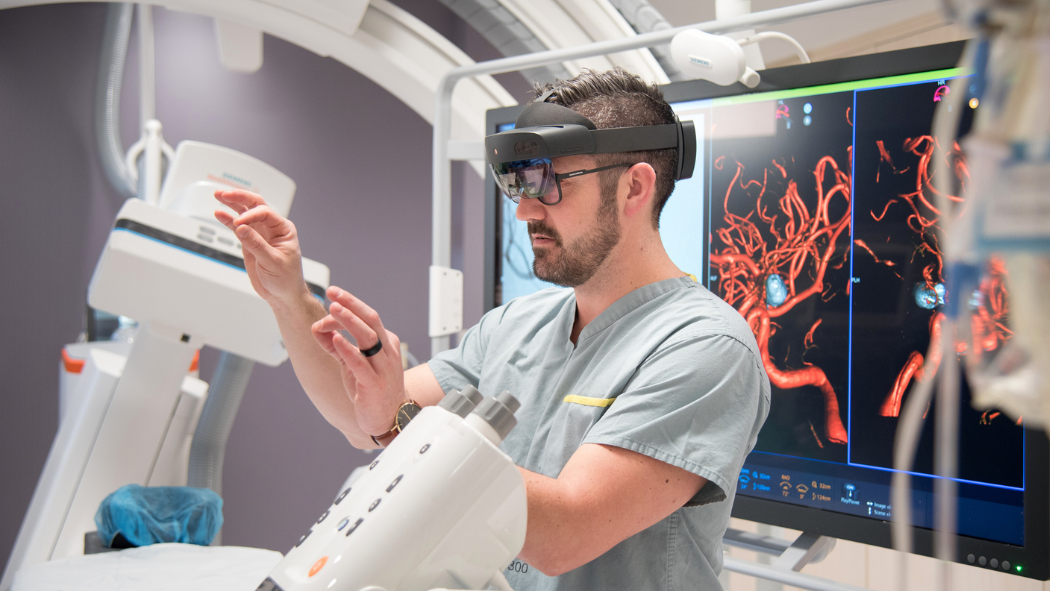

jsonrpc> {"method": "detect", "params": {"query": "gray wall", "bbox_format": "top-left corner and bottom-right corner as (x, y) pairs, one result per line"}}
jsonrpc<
(0, 1), (526, 560)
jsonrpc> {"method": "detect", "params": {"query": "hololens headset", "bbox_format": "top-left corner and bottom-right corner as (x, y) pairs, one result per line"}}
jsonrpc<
(485, 99), (697, 205)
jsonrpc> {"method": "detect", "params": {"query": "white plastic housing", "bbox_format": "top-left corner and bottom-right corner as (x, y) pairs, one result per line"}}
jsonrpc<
(428, 266), (463, 338)
(1, 341), (209, 591)
(265, 405), (527, 591)
(158, 141), (296, 223)
(214, 19), (264, 73)
(669, 29), (751, 87)
(88, 199), (329, 367)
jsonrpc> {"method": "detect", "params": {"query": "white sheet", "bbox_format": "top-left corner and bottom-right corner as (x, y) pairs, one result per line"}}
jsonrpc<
(13, 544), (283, 591)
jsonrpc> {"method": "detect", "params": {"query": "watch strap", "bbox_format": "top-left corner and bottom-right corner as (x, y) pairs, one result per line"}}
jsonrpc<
(369, 399), (419, 448)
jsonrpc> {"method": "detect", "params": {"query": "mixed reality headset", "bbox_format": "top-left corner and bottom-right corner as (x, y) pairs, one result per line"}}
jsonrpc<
(485, 99), (696, 205)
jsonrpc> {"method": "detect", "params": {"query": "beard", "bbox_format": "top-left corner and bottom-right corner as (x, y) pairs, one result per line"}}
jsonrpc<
(530, 193), (621, 287)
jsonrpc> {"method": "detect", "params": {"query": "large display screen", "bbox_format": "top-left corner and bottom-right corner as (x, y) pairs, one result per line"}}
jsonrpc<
(485, 42), (1048, 579)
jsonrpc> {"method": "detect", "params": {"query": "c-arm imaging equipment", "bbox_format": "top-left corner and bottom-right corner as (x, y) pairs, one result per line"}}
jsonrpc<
(259, 387), (527, 591)
(0, 142), (330, 591)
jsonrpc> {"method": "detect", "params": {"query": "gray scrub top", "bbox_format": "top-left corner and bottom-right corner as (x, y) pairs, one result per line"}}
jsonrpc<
(428, 276), (770, 591)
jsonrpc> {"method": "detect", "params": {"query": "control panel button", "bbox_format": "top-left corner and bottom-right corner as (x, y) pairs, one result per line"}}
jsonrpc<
(309, 556), (328, 578)
(345, 518), (363, 537)
(990, 558), (999, 569)
(370, 460), (379, 470)
(386, 475), (403, 493)
(337, 517), (350, 531)
(978, 556), (987, 566)
(420, 444), (430, 454)
(369, 498), (381, 512)
(335, 487), (351, 505)
(316, 510), (329, 524)
(296, 530), (311, 547)
(966, 554), (975, 564)
(1002, 561), (1011, 571)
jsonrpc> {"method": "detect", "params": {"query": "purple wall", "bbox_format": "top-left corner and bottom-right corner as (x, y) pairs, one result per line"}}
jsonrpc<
(0, 1), (527, 561)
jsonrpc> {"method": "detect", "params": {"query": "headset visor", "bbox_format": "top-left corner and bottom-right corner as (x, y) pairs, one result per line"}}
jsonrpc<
(492, 158), (559, 204)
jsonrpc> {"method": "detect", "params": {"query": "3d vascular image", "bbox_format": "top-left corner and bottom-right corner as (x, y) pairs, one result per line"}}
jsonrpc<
(847, 80), (1022, 486)
(862, 133), (1014, 423)
(708, 93), (856, 463)
(710, 151), (852, 446)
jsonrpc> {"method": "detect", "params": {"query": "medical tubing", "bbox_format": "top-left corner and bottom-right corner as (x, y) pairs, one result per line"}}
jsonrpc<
(609, 0), (687, 81)
(934, 319), (960, 576)
(890, 348), (938, 583)
(95, 3), (137, 199)
(928, 40), (978, 577)
(188, 352), (255, 542)
(888, 37), (977, 588)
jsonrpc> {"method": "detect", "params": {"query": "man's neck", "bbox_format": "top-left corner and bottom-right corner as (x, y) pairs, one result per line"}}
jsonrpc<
(569, 235), (683, 344)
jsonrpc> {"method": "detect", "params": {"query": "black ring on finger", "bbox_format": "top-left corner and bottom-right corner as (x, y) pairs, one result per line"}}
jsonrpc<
(360, 339), (383, 358)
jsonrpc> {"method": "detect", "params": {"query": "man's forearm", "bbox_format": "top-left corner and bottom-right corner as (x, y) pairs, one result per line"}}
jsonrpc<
(269, 289), (370, 446)
(516, 468), (607, 577)
(515, 445), (705, 577)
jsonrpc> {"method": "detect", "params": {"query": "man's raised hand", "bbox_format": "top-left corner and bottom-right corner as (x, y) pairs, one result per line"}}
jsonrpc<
(311, 286), (407, 438)
(214, 189), (308, 307)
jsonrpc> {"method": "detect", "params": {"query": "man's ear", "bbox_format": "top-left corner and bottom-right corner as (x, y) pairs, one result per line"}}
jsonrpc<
(621, 163), (657, 220)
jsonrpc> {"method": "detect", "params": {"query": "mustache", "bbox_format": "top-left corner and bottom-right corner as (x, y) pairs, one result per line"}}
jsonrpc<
(527, 221), (562, 246)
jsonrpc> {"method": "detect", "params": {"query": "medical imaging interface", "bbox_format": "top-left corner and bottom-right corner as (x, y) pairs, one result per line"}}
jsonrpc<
(496, 67), (1026, 547)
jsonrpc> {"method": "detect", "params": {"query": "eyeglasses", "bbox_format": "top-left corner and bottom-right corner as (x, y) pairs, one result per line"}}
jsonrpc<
(492, 158), (632, 205)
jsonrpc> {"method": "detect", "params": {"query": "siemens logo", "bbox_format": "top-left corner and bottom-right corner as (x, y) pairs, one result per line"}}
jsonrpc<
(688, 55), (713, 68)
(222, 172), (252, 187)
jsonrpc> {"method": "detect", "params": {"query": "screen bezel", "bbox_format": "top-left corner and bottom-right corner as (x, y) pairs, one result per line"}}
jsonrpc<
(482, 41), (1049, 579)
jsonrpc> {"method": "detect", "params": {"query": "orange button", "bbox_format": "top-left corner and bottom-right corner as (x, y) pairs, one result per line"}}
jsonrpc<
(309, 556), (328, 578)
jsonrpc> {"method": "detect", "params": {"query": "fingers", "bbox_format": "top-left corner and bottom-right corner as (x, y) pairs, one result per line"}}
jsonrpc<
(214, 189), (272, 233)
(214, 209), (238, 233)
(234, 223), (283, 263)
(327, 287), (387, 349)
(214, 189), (267, 212)
(232, 205), (291, 241)
(328, 302), (380, 353)
(312, 316), (381, 389)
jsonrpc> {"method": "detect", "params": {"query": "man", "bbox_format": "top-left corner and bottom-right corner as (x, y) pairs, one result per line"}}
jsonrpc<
(215, 68), (769, 591)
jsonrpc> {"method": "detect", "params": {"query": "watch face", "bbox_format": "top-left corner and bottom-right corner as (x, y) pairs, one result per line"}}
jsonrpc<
(395, 402), (421, 430)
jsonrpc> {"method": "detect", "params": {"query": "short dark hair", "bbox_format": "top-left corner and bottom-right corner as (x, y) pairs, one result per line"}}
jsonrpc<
(531, 68), (677, 227)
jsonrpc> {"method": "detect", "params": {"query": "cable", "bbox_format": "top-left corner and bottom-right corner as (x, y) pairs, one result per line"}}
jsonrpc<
(738, 31), (811, 64)
(95, 3), (137, 199)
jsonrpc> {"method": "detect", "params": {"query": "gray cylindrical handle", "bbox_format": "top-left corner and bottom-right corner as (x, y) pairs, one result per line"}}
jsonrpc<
(438, 385), (485, 418)
(471, 390), (520, 440)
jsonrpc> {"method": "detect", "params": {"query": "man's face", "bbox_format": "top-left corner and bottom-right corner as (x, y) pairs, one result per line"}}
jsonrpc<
(514, 156), (622, 287)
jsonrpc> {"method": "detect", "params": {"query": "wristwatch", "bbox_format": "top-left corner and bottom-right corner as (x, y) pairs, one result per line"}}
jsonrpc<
(370, 400), (421, 447)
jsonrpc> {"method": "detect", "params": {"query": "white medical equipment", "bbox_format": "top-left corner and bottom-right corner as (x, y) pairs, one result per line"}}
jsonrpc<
(887, 2), (1050, 587)
(159, 140), (297, 222)
(669, 30), (762, 88)
(259, 387), (526, 591)
(12, 544), (283, 591)
(0, 145), (330, 591)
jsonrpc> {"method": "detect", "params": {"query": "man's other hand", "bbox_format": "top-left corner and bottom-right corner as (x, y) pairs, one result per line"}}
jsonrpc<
(311, 286), (408, 439)
(214, 189), (309, 307)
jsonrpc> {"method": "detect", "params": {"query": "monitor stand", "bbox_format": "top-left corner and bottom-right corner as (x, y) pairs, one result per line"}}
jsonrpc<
(722, 528), (871, 591)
